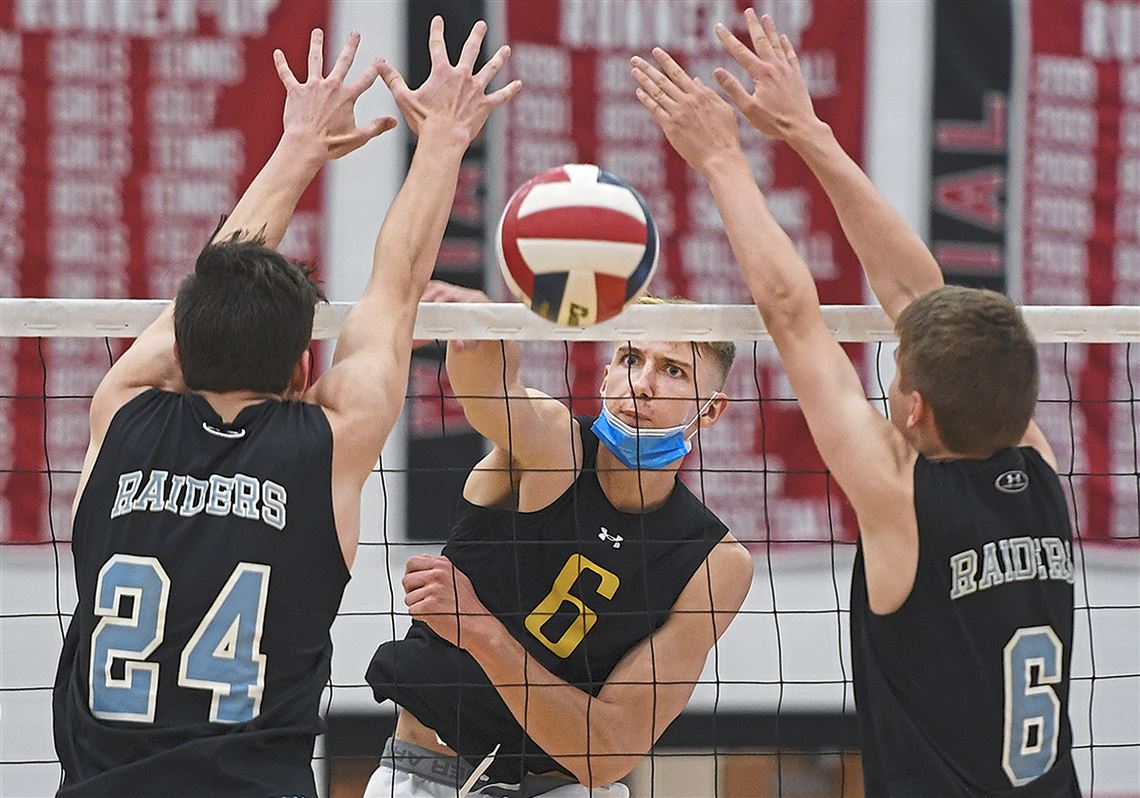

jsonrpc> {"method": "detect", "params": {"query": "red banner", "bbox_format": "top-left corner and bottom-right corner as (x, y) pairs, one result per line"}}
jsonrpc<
(1, 1), (329, 541)
(1014, 0), (1139, 540)
(502, 0), (870, 544)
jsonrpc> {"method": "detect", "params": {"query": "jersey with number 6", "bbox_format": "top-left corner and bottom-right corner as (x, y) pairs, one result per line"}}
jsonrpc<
(53, 389), (349, 798)
(368, 416), (727, 784)
(851, 446), (1079, 797)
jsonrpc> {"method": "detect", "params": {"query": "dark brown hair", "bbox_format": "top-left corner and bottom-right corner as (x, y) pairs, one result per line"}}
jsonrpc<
(175, 234), (325, 394)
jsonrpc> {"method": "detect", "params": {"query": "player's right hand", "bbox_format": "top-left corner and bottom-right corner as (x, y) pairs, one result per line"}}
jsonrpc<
(713, 11), (820, 143)
(420, 280), (490, 304)
(273, 29), (397, 161)
(630, 49), (742, 177)
(377, 17), (521, 146)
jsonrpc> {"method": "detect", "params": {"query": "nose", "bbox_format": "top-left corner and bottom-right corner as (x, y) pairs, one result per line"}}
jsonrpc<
(627, 363), (655, 399)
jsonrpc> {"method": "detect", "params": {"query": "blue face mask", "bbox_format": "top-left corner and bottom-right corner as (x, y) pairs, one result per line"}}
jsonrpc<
(591, 393), (720, 471)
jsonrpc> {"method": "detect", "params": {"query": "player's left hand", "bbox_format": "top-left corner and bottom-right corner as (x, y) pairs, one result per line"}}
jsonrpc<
(403, 554), (491, 649)
(630, 48), (742, 175)
(273, 29), (397, 160)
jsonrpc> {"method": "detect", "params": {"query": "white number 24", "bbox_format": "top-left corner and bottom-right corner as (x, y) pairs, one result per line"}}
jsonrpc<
(89, 554), (270, 724)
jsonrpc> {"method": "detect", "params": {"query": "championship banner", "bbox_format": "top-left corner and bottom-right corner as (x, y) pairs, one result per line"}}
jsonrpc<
(500, 0), (871, 544)
(932, 0), (1139, 540)
(0, 1), (330, 541)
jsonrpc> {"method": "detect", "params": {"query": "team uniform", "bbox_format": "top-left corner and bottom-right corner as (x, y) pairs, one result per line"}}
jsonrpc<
(367, 415), (728, 793)
(54, 389), (348, 798)
(851, 446), (1080, 797)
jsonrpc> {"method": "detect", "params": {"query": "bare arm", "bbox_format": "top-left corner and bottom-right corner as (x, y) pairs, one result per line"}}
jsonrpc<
(404, 539), (752, 786)
(716, 10), (942, 321)
(631, 49), (912, 530)
(212, 30), (393, 247)
(448, 338), (575, 468)
(87, 30), (391, 449)
(304, 19), (521, 504)
(717, 12), (1054, 468)
(410, 280), (577, 473)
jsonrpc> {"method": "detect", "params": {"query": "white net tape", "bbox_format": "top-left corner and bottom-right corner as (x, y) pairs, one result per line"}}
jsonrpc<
(2, 298), (1138, 343)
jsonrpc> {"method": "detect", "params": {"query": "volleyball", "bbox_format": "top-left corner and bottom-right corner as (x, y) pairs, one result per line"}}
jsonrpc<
(496, 164), (658, 326)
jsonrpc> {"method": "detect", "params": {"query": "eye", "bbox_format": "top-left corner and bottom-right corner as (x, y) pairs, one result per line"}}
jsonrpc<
(666, 365), (684, 378)
(622, 353), (638, 367)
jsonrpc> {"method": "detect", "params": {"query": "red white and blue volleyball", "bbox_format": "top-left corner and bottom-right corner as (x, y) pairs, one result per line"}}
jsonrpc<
(497, 164), (658, 326)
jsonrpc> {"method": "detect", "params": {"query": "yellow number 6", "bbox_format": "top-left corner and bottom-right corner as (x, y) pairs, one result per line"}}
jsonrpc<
(524, 554), (620, 658)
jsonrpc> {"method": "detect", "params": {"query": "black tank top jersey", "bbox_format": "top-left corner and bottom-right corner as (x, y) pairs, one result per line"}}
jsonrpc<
(368, 416), (727, 783)
(53, 389), (349, 798)
(851, 446), (1080, 797)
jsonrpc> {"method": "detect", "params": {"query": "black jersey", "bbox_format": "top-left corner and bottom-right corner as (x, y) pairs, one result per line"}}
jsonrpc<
(851, 446), (1079, 797)
(53, 389), (349, 798)
(368, 416), (727, 783)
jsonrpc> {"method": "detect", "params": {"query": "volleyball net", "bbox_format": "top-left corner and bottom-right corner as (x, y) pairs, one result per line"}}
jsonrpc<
(1, 299), (1137, 797)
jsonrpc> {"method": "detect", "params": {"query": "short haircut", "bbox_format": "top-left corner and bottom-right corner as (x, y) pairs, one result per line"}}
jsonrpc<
(635, 296), (736, 388)
(174, 233), (325, 394)
(895, 286), (1038, 455)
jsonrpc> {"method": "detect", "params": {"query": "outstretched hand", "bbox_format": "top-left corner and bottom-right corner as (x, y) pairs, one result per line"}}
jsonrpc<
(630, 47), (741, 175)
(378, 16), (521, 146)
(713, 10), (819, 142)
(273, 29), (396, 160)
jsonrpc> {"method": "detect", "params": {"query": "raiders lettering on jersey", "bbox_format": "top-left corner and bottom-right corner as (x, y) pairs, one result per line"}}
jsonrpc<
(109, 469), (287, 530)
(949, 536), (1074, 600)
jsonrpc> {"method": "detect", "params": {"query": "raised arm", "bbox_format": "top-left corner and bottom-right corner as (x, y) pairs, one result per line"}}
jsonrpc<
(87, 30), (393, 451)
(403, 539), (752, 786)
(630, 48), (914, 551)
(716, 13), (1054, 467)
(715, 10), (942, 321)
(304, 19), (520, 488)
(212, 29), (393, 247)
(409, 280), (577, 473)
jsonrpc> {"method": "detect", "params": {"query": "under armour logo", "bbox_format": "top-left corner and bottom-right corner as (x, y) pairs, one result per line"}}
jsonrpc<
(994, 469), (1029, 494)
(598, 527), (623, 548)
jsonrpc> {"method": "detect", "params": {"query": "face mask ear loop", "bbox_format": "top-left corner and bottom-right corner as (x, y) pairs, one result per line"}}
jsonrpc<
(684, 391), (722, 442)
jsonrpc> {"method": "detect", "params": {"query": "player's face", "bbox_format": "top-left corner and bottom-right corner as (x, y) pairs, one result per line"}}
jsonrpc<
(600, 341), (719, 429)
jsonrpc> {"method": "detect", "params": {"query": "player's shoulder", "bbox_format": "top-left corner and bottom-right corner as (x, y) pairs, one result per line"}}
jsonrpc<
(676, 532), (752, 613)
(708, 532), (753, 581)
(855, 431), (919, 530)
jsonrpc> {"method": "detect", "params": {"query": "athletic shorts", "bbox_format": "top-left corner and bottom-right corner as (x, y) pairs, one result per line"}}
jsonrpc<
(362, 738), (630, 798)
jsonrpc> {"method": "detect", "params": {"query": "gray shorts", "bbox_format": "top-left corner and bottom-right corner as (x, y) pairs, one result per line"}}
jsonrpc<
(361, 738), (629, 798)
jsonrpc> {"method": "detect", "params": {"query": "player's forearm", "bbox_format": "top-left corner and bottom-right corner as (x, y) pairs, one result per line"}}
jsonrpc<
(701, 153), (822, 338)
(330, 129), (466, 368)
(211, 130), (326, 248)
(785, 120), (943, 320)
(463, 620), (641, 786)
(447, 338), (523, 404)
